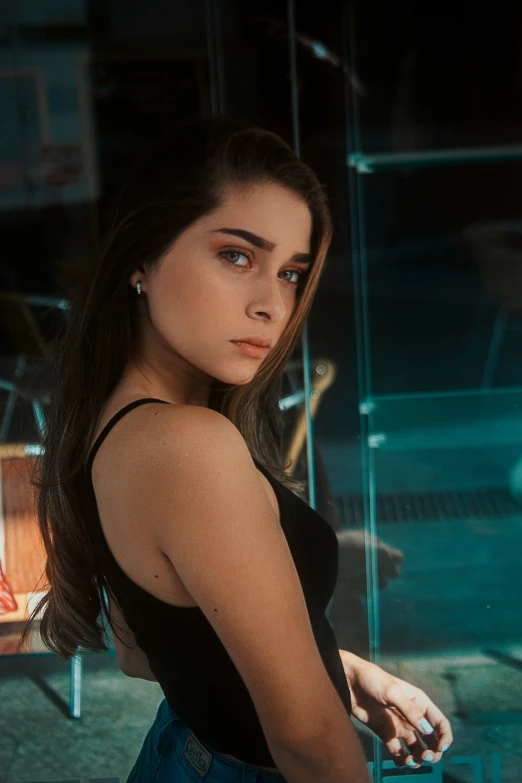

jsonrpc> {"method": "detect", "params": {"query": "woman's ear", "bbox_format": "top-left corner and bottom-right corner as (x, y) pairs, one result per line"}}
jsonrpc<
(129, 265), (146, 288)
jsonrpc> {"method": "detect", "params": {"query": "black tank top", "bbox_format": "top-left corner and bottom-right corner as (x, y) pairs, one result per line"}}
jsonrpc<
(82, 397), (352, 767)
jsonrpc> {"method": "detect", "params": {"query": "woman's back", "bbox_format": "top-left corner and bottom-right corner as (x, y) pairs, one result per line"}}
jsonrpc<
(81, 396), (352, 770)
(88, 394), (281, 607)
(90, 395), (205, 610)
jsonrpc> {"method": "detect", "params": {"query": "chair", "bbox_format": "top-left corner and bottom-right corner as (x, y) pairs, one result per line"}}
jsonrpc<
(0, 291), (67, 441)
(280, 356), (337, 475)
(0, 291), (82, 716)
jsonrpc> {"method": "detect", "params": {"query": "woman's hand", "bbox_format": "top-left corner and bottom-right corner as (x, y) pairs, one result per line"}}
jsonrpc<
(339, 649), (453, 770)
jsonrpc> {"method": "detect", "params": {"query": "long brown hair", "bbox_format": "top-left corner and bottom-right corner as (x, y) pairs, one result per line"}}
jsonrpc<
(20, 116), (333, 661)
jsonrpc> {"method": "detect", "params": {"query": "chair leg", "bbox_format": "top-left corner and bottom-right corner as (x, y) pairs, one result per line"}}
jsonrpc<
(0, 355), (27, 441)
(70, 652), (83, 719)
(0, 386), (17, 442)
(31, 400), (47, 439)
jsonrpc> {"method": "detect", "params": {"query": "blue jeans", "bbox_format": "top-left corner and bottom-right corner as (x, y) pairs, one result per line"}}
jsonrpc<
(126, 698), (286, 782)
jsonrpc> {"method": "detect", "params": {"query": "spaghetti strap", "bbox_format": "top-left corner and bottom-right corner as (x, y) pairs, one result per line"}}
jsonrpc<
(86, 397), (171, 471)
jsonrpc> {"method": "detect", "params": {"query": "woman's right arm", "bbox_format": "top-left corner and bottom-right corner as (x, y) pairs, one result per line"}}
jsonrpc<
(128, 405), (371, 783)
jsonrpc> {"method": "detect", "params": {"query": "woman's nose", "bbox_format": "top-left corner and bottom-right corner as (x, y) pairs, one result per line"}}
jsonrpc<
(251, 279), (288, 321)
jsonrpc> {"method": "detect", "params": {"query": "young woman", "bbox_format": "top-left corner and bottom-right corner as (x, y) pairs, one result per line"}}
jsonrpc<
(22, 118), (452, 782)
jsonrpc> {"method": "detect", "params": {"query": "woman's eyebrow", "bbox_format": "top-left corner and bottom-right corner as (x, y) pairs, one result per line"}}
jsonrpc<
(209, 227), (312, 265)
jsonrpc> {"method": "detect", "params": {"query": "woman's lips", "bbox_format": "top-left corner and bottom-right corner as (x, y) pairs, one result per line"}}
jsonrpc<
(230, 341), (269, 358)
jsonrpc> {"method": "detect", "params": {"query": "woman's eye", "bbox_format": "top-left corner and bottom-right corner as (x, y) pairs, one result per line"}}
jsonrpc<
(219, 249), (251, 267)
(285, 269), (304, 285)
(219, 249), (305, 287)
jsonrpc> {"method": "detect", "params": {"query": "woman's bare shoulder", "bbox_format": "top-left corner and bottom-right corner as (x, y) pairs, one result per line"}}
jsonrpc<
(111, 401), (242, 472)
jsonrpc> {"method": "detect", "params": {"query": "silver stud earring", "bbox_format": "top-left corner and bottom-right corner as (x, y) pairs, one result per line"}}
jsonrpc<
(136, 281), (142, 295)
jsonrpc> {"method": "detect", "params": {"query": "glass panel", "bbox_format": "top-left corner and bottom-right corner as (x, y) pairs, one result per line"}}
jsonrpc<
(367, 388), (522, 654)
(349, 2), (522, 781)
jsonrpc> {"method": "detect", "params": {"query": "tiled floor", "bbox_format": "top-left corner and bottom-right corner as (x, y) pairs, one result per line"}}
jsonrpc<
(1, 647), (521, 782)
(0, 654), (161, 783)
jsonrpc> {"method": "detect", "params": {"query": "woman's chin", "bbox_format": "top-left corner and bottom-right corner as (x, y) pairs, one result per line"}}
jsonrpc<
(215, 367), (261, 386)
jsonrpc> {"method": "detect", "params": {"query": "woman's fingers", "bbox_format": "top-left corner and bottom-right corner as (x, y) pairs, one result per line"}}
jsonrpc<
(385, 729), (433, 769)
(385, 736), (414, 768)
(421, 707), (454, 755)
(384, 682), (433, 735)
(382, 681), (453, 766)
(398, 679), (453, 753)
(385, 723), (442, 769)
(390, 679), (454, 754)
(404, 727), (443, 767)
